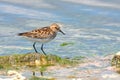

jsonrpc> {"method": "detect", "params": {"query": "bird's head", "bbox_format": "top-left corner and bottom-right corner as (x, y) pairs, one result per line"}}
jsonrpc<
(50, 23), (65, 35)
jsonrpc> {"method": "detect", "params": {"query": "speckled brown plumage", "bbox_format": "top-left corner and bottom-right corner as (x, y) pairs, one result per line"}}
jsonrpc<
(18, 27), (56, 39)
(18, 23), (65, 55)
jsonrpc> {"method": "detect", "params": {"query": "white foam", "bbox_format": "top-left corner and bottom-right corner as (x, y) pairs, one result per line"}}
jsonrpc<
(0, 70), (26, 80)
(0, 4), (57, 19)
(62, 0), (120, 9)
(102, 74), (119, 79)
(0, 78), (12, 80)
(1, 0), (54, 8)
(105, 23), (120, 27)
(0, 45), (32, 50)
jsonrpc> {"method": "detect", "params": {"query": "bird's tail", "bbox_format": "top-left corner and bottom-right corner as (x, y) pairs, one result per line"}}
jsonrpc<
(18, 32), (30, 36)
(18, 33), (24, 36)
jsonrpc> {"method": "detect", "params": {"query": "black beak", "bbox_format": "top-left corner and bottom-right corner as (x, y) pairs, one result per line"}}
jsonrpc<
(59, 29), (65, 35)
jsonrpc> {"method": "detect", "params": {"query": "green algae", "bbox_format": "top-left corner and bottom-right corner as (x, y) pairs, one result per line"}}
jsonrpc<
(0, 64), (4, 69)
(29, 76), (56, 80)
(111, 55), (120, 74)
(111, 55), (120, 67)
(0, 53), (85, 77)
(0, 53), (82, 70)
(60, 42), (74, 47)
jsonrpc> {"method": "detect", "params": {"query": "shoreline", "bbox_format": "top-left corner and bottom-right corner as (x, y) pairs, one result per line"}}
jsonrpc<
(0, 53), (120, 80)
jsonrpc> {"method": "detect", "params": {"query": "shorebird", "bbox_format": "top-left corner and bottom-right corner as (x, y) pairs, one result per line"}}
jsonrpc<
(18, 23), (65, 55)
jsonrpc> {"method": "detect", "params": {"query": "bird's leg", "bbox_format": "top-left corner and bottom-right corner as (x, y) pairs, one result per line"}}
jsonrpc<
(32, 71), (35, 76)
(33, 42), (38, 53)
(41, 44), (47, 55)
(40, 71), (44, 76)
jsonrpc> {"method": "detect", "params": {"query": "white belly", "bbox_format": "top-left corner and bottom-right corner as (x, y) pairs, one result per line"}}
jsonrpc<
(24, 37), (54, 43)
(21, 32), (57, 43)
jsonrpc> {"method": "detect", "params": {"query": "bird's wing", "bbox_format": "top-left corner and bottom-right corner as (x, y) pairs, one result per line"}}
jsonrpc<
(18, 27), (55, 39)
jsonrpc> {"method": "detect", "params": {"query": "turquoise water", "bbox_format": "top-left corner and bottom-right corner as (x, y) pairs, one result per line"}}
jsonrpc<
(0, 0), (120, 57)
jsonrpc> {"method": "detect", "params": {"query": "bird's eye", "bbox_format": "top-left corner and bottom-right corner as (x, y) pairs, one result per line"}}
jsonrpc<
(55, 27), (59, 30)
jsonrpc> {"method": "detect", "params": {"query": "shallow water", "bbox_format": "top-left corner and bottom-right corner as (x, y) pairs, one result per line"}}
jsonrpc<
(0, 0), (120, 57)
(0, 0), (120, 79)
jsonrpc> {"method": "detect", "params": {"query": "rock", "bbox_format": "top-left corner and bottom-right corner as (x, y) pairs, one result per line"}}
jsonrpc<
(35, 55), (47, 66)
(111, 51), (120, 67)
(35, 60), (41, 66)
(111, 51), (120, 74)
(115, 51), (120, 56)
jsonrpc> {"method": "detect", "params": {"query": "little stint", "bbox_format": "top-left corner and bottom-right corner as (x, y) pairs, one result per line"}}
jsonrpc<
(18, 23), (65, 55)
